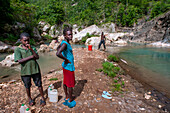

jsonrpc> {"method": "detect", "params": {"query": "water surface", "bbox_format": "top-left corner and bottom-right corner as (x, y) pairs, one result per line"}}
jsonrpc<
(117, 46), (170, 97)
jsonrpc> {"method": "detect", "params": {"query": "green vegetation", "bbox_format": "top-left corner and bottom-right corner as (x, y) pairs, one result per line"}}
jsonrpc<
(107, 55), (119, 62)
(48, 77), (58, 81)
(44, 35), (53, 40)
(96, 68), (103, 72)
(96, 54), (126, 93)
(0, 0), (169, 43)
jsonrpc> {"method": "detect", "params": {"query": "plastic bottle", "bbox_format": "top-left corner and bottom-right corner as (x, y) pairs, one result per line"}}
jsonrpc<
(20, 104), (25, 113)
(25, 108), (31, 113)
(49, 89), (58, 102)
(48, 84), (54, 97)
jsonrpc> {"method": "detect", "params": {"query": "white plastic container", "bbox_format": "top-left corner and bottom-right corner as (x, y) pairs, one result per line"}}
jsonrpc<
(49, 89), (58, 102)
(25, 108), (31, 113)
(20, 104), (25, 113)
(48, 84), (54, 97)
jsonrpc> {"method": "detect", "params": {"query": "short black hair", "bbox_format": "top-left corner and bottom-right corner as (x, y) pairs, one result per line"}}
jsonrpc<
(20, 32), (30, 39)
(63, 27), (72, 36)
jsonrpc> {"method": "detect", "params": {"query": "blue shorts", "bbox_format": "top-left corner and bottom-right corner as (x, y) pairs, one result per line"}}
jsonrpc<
(21, 73), (42, 88)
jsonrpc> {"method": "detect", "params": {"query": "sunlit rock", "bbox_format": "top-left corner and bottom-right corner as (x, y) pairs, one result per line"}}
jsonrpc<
(0, 53), (18, 67)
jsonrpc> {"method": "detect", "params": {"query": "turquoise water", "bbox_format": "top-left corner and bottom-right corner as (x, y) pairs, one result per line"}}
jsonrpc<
(118, 46), (170, 96)
(119, 47), (170, 77)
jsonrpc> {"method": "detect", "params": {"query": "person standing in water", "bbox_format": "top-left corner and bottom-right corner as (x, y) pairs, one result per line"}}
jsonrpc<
(98, 32), (106, 51)
(56, 27), (76, 108)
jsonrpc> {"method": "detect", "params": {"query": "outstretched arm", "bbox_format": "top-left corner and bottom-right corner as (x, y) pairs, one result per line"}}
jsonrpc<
(56, 43), (71, 64)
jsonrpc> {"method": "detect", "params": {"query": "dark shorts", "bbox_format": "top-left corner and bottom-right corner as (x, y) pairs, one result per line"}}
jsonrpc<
(21, 73), (42, 88)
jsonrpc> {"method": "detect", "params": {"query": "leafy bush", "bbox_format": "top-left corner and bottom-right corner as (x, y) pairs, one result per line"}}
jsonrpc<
(30, 38), (36, 45)
(102, 62), (117, 78)
(150, 1), (170, 19)
(107, 55), (119, 62)
(0, 33), (18, 42)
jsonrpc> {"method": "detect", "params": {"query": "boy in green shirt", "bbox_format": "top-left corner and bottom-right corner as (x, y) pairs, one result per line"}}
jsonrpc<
(14, 33), (46, 106)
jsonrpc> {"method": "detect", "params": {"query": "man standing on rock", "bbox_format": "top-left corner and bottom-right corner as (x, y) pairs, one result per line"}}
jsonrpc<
(98, 32), (106, 51)
(56, 27), (76, 108)
(14, 32), (46, 106)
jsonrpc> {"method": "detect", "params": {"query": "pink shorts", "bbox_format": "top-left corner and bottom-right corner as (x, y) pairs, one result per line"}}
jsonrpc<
(62, 68), (75, 87)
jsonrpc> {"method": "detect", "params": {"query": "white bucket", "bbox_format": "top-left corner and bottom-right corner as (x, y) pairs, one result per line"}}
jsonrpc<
(49, 89), (58, 102)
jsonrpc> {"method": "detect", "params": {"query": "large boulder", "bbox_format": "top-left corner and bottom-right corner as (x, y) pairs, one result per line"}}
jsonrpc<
(58, 35), (64, 43)
(33, 27), (42, 40)
(105, 33), (129, 41)
(126, 11), (170, 44)
(85, 37), (100, 46)
(49, 25), (59, 38)
(100, 23), (116, 33)
(0, 53), (18, 67)
(0, 41), (13, 53)
(49, 40), (60, 50)
(38, 44), (50, 53)
(73, 25), (101, 43)
(43, 23), (51, 32)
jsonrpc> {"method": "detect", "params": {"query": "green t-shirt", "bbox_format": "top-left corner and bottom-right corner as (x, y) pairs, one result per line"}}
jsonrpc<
(14, 45), (40, 76)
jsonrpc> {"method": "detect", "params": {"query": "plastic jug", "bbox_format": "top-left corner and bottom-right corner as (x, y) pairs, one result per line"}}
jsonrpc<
(48, 84), (54, 97)
(49, 89), (58, 102)
(20, 104), (25, 113)
(25, 108), (31, 113)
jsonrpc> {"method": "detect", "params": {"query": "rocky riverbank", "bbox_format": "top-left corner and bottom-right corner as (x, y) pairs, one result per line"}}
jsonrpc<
(0, 48), (169, 113)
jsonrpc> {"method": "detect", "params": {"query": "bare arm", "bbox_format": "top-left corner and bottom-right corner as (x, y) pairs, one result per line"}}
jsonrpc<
(18, 55), (34, 64)
(18, 45), (39, 64)
(56, 43), (71, 64)
(27, 44), (39, 59)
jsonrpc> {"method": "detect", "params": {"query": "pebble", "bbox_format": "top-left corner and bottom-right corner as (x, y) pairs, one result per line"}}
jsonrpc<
(158, 105), (162, 108)
(148, 91), (151, 94)
(139, 108), (145, 111)
(153, 99), (156, 102)
(112, 99), (115, 101)
(118, 102), (122, 105)
(89, 109), (92, 111)
(96, 98), (101, 101)
(144, 93), (151, 100)
(94, 108), (97, 111)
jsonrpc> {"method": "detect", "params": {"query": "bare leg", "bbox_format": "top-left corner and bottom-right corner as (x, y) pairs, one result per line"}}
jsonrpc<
(63, 84), (69, 99)
(38, 86), (45, 100)
(38, 86), (46, 106)
(26, 88), (34, 106)
(68, 87), (73, 102)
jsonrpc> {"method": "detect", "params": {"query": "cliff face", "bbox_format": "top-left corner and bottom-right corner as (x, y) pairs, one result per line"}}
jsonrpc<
(125, 11), (170, 43)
